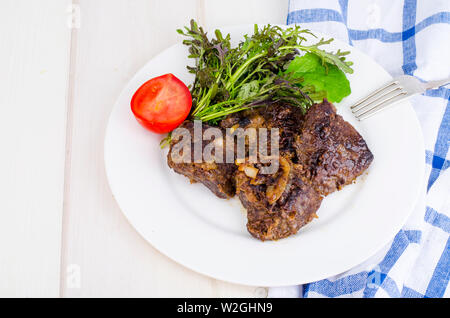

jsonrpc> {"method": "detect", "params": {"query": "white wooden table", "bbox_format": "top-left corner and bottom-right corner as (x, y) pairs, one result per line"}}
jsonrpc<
(0, 0), (289, 297)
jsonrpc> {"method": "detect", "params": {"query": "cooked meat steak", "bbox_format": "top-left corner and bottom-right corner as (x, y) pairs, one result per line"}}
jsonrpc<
(167, 100), (373, 241)
(235, 157), (322, 241)
(233, 100), (373, 240)
(295, 100), (374, 196)
(220, 103), (304, 155)
(167, 121), (236, 199)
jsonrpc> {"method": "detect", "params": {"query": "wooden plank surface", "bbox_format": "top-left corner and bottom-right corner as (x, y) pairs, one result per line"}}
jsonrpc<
(0, 0), (289, 297)
(203, 0), (289, 28)
(60, 0), (288, 297)
(0, 0), (72, 297)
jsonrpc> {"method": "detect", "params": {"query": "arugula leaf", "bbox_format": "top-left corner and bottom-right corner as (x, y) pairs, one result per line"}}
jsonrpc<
(285, 53), (351, 103)
(177, 20), (353, 124)
(237, 80), (260, 99)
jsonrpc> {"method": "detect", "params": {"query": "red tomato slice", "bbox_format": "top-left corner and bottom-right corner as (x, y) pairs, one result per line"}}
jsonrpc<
(131, 73), (192, 133)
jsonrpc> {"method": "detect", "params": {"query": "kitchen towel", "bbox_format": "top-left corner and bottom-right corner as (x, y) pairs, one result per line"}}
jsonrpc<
(269, 0), (449, 298)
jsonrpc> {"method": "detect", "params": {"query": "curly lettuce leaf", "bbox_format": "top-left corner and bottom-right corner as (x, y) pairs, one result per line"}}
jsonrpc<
(285, 53), (351, 103)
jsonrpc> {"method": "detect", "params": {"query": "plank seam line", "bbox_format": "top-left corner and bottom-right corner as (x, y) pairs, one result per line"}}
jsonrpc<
(59, 0), (79, 297)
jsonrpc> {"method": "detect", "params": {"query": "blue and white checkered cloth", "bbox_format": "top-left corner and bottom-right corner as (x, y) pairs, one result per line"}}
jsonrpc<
(269, 0), (450, 298)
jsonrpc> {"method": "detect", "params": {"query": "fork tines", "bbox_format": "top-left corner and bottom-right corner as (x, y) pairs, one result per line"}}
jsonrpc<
(351, 81), (408, 121)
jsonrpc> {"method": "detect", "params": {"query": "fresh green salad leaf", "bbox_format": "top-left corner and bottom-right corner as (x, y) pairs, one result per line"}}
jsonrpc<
(286, 53), (351, 103)
(176, 20), (353, 124)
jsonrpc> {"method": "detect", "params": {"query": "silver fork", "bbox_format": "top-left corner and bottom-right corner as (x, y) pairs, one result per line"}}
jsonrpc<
(351, 75), (450, 121)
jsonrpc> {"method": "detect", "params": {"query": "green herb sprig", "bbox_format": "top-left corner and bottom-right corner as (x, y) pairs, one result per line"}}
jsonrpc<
(177, 20), (353, 124)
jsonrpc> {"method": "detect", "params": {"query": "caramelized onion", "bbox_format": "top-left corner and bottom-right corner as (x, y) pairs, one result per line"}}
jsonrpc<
(266, 157), (291, 204)
(230, 124), (239, 134)
(244, 166), (259, 179)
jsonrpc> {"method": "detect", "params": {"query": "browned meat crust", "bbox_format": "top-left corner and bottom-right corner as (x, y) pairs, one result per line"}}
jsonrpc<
(167, 101), (374, 241)
(295, 100), (374, 196)
(235, 158), (322, 241)
(232, 100), (373, 241)
(167, 121), (236, 199)
(220, 103), (304, 155)
(222, 104), (322, 240)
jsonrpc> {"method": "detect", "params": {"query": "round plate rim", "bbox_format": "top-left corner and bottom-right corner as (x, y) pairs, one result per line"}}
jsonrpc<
(104, 24), (425, 286)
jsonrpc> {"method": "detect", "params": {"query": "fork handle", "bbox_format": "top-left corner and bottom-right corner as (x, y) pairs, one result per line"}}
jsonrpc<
(425, 78), (450, 90)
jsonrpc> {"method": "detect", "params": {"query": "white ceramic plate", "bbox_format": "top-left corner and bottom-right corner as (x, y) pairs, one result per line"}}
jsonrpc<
(104, 25), (425, 286)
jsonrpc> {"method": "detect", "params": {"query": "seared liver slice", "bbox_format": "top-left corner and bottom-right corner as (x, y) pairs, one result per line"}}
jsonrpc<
(234, 100), (373, 241)
(220, 103), (304, 155)
(235, 157), (322, 241)
(167, 121), (236, 199)
(167, 100), (374, 241)
(295, 100), (374, 196)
